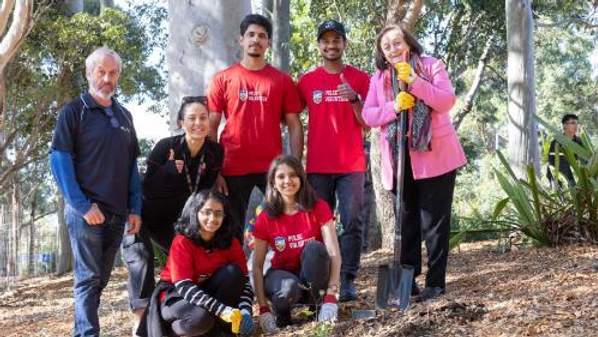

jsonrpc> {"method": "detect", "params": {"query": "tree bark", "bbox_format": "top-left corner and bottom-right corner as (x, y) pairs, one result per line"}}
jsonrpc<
(386, 0), (423, 30)
(26, 188), (37, 276)
(272, 0), (290, 72)
(368, 129), (395, 250)
(8, 177), (20, 277)
(100, 0), (114, 12)
(167, 0), (251, 131)
(55, 193), (71, 275)
(453, 33), (495, 131)
(506, 0), (540, 178)
(0, 0), (33, 147)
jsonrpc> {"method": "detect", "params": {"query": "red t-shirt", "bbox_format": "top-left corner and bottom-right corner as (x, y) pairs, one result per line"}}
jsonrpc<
(298, 65), (370, 173)
(208, 63), (304, 176)
(252, 199), (333, 273)
(160, 234), (248, 284)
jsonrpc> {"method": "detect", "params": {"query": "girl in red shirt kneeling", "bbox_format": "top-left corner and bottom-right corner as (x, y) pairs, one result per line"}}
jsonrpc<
(143, 190), (254, 337)
(252, 155), (342, 334)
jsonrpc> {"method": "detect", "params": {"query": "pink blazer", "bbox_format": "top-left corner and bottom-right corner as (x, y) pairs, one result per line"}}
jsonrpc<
(362, 56), (467, 190)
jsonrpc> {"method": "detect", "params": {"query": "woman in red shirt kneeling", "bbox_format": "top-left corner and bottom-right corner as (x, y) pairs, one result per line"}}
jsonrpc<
(252, 155), (342, 334)
(143, 190), (254, 337)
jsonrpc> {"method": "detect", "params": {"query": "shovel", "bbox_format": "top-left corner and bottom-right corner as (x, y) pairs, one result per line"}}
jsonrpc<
(352, 52), (414, 319)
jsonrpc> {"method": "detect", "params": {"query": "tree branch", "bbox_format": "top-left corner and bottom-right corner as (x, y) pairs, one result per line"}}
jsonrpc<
(0, 0), (16, 37)
(453, 33), (495, 131)
(0, 0), (33, 73)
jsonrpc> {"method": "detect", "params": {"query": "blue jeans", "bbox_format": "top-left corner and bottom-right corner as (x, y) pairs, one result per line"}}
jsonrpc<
(308, 173), (364, 280)
(66, 205), (126, 337)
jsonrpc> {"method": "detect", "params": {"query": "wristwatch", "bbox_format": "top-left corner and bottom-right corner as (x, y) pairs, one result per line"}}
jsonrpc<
(349, 94), (361, 104)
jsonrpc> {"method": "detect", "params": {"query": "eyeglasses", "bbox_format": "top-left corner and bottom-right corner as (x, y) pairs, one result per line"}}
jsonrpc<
(198, 209), (225, 219)
(104, 107), (120, 129)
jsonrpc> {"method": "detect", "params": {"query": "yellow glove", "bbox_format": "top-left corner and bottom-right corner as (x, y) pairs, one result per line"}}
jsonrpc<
(394, 61), (415, 84)
(219, 307), (242, 334)
(394, 91), (415, 112)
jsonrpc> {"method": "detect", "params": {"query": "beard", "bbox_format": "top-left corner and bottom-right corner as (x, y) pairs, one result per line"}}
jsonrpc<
(322, 53), (342, 62)
(90, 83), (116, 100)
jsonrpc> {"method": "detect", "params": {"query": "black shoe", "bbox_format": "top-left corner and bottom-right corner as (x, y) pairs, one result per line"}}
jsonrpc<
(414, 287), (444, 303)
(411, 280), (421, 296)
(339, 279), (358, 302)
(276, 311), (292, 328)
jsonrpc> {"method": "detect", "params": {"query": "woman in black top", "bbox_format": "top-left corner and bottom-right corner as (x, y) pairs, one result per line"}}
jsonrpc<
(123, 96), (224, 323)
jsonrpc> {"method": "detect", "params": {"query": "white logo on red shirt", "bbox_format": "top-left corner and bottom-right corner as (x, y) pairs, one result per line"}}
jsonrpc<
(312, 90), (323, 104)
(239, 88), (268, 102)
(239, 89), (248, 101)
(274, 236), (286, 252)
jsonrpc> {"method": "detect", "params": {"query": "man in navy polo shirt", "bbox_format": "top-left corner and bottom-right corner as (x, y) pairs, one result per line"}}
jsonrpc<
(50, 47), (142, 337)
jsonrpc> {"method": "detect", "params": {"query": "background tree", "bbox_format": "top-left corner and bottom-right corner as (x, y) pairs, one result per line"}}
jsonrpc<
(167, 0), (250, 128)
(506, 0), (540, 178)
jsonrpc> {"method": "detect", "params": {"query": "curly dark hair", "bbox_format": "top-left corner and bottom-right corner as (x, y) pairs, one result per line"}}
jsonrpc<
(264, 155), (317, 218)
(174, 189), (234, 249)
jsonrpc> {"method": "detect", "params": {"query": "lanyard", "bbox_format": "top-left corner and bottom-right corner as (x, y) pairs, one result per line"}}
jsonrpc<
(180, 138), (206, 194)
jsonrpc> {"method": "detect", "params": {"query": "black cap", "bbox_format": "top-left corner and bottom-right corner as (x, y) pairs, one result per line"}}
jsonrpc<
(317, 20), (346, 40)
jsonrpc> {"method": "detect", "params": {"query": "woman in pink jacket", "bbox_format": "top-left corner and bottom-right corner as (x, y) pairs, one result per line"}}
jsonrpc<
(362, 24), (467, 302)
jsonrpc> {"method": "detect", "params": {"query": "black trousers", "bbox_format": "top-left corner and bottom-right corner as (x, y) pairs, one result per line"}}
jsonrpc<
(160, 264), (245, 336)
(122, 220), (175, 310)
(225, 173), (267, 243)
(264, 241), (330, 315)
(397, 150), (457, 289)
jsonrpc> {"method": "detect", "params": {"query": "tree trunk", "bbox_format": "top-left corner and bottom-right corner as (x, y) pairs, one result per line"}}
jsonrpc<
(26, 188), (37, 276)
(506, 0), (539, 178)
(0, 0), (34, 153)
(272, 0), (290, 72)
(453, 33), (495, 131)
(100, 0), (114, 12)
(167, 0), (251, 131)
(62, 0), (83, 15)
(369, 130), (395, 250)
(253, 0), (273, 19)
(55, 193), (71, 275)
(8, 177), (20, 277)
(1, 204), (6, 277)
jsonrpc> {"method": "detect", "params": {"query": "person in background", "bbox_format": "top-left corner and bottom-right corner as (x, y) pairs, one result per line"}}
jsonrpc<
(546, 113), (583, 188)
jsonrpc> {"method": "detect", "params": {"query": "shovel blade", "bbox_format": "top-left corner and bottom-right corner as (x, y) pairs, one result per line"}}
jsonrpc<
(375, 264), (395, 309)
(351, 309), (377, 319)
(390, 265), (414, 311)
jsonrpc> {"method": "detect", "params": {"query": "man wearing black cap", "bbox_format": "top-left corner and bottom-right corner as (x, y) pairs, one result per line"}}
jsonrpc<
(297, 20), (370, 302)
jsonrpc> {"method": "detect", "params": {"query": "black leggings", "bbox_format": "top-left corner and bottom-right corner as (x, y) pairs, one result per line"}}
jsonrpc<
(161, 264), (244, 336)
(264, 241), (331, 315)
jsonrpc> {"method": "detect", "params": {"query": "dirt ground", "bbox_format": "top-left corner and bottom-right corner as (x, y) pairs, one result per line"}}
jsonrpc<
(1, 241), (596, 337)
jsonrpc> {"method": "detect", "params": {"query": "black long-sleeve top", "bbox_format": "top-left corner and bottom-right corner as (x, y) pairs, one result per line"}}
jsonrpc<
(142, 135), (223, 227)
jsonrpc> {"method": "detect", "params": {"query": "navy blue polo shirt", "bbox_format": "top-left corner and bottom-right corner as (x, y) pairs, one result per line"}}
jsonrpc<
(51, 92), (140, 216)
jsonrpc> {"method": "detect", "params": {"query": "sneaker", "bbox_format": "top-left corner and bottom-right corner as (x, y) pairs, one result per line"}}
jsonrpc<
(339, 279), (358, 302)
(413, 287), (444, 303)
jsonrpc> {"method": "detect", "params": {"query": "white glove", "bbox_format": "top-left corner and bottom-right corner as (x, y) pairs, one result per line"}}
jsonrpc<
(258, 312), (279, 334)
(318, 302), (338, 322)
